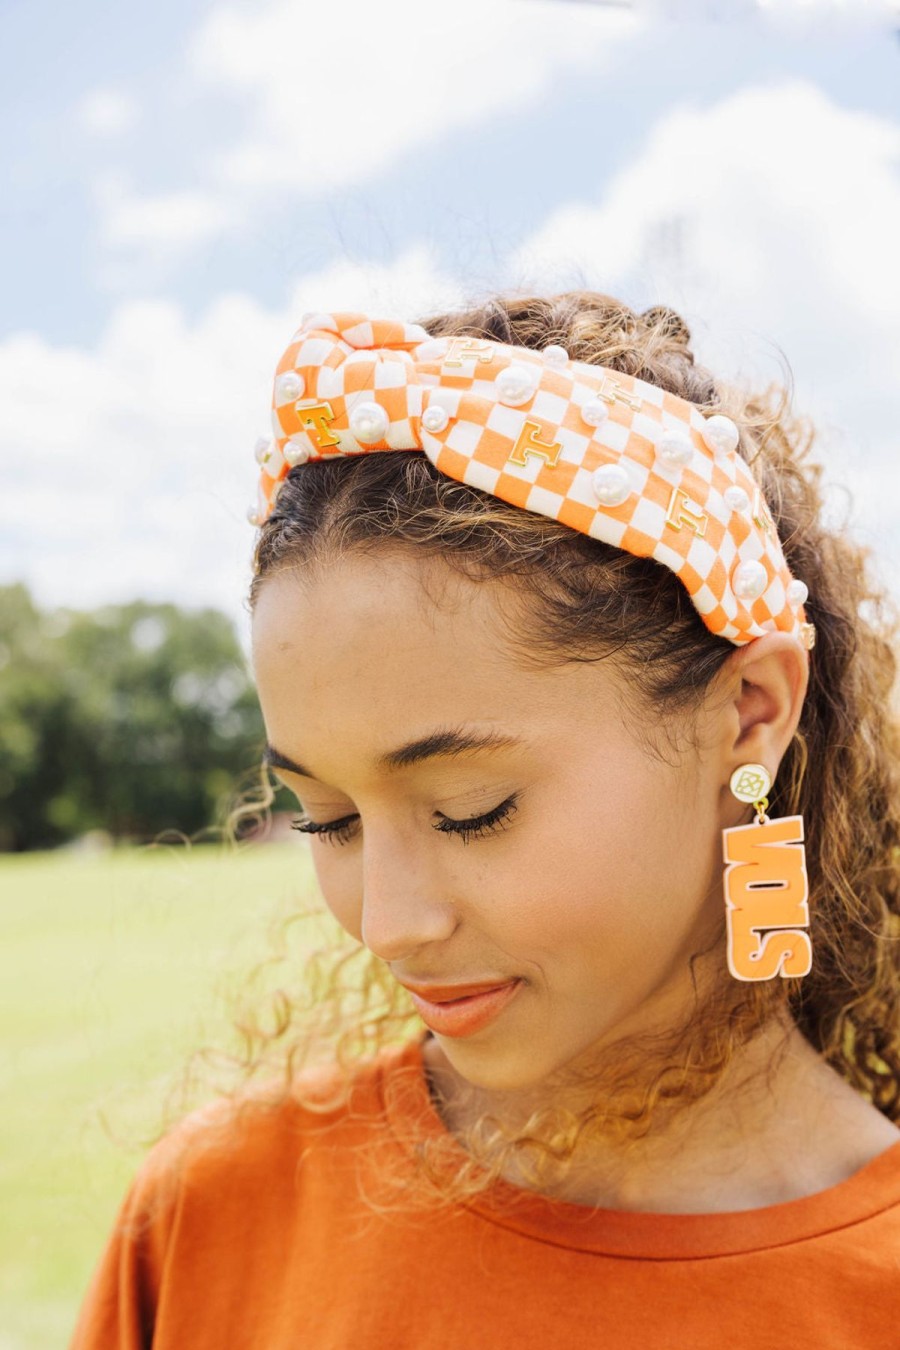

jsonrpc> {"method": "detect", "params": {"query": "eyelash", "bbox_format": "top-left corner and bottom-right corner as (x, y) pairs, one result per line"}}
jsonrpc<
(290, 793), (520, 848)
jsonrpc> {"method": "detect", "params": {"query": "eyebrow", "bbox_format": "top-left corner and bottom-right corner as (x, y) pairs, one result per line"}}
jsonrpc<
(262, 726), (523, 780)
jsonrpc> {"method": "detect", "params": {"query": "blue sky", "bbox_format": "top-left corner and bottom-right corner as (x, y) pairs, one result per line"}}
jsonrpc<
(1, 0), (899, 647)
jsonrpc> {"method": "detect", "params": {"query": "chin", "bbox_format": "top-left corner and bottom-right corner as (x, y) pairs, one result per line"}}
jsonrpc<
(438, 1038), (551, 1094)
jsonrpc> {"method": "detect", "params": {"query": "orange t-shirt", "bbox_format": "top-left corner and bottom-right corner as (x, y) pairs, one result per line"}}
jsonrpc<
(70, 1030), (900, 1349)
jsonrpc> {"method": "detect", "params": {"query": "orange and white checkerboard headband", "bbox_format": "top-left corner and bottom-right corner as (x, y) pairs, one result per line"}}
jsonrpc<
(250, 311), (815, 651)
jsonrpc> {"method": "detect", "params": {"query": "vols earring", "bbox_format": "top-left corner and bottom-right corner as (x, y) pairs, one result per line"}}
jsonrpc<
(722, 763), (812, 982)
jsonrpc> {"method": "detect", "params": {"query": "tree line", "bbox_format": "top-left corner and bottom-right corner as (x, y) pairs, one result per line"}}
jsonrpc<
(0, 583), (271, 852)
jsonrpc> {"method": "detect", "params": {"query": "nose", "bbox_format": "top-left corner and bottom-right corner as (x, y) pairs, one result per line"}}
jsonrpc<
(358, 823), (458, 962)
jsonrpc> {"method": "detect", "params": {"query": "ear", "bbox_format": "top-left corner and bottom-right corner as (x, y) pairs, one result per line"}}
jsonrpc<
(718, 632), (810, 792)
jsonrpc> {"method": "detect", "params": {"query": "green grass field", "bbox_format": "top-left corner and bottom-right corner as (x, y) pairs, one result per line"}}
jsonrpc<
(0, 839), (333, 1350)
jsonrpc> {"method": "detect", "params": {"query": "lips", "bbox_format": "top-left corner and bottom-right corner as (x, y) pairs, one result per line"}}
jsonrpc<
(399, 979), (519, 1004)
(407, 980), (524, 1038)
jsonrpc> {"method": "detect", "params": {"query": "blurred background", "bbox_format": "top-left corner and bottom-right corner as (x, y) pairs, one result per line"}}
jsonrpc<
(1, 0), (899, 1344)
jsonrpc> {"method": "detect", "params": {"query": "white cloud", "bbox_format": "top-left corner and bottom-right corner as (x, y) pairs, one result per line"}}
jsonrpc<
(509, 78), (900, 586)
(189, 0), (639, 193)
(93, 172), (235, 263)
(77, 88), (139, 137)
(0, 247), (466, 645)
(754, 0), (897, 25)
(86, 0), (639, 271)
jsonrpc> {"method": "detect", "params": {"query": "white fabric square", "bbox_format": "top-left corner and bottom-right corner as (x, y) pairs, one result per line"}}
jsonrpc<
(634, 377), (665, 409)
(531, 388), (569, 424)
(692, 582), (720, 616)
(485, 402), (527, 439)
(690, 450), (714, 488)
(386, 418), (416, 449)
(764, 574), (786, 614)
(523, 484), (567, 520)
(464, 459), (502, 493)
(587, 511), (627, 548)
(720, 527), (739, 564)
(684, 533), (718, 577)
(597, 419), (630, 454)
(299, 337), (337, 367)
(374, 361), (409, 390)
(655, 538), (688, 574)
(628, 493), (668, 540)
(425, 388), (462, 415)
(317, 367), (346, 401)
(555, 426), (591, 467)
(342, 320), (376, 349)
(446, 420), (485, 456)
(632, 411), (663, 444)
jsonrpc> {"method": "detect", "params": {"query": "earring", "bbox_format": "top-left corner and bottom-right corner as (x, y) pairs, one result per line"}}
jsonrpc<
(722, 763), (812, 982)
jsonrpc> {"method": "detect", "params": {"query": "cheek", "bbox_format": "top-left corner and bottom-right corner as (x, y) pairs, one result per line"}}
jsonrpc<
(309, 848), (363, 939)
(494, 779), (712, 974)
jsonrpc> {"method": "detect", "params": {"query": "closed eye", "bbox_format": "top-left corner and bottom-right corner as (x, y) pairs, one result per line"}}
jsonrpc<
(290, 793), (520, 847)
(433, 793), (520, 843)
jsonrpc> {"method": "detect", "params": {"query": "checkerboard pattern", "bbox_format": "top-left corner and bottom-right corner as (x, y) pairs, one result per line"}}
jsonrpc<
(253, 311), (813, 650)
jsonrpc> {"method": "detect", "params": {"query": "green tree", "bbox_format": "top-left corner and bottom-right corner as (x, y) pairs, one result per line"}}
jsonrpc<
(0, 585), (266, 851)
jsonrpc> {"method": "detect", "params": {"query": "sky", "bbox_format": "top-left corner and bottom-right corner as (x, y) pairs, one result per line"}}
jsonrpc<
(1, 0), (899, 651)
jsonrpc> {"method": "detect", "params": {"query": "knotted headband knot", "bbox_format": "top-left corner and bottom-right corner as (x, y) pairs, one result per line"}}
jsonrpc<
(250, 310), (815, 652)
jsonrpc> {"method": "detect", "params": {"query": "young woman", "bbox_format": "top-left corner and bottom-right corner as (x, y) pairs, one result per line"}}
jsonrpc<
(71, 292), (900, 1347)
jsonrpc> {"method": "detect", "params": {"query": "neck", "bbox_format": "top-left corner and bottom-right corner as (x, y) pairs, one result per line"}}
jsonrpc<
(422, 1019), (900, 1213)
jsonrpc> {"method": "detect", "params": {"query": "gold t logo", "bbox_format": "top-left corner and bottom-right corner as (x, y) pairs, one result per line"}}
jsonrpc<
(596, 375), (642, 412)
(444, 337), (495, 368)
(507, 421), (563, 469)
(296, 401), (341, 449)
(665, 486), (709, 538)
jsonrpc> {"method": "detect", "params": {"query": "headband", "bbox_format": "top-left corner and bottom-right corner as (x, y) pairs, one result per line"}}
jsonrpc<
(250, 311), (815, 651)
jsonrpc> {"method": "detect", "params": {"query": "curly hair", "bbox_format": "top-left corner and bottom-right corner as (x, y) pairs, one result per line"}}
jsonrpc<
(168, 288), (900, 1219)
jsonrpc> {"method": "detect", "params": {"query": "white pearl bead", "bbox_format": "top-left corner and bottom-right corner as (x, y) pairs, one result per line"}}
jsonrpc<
(723, 485), (751, 512)
(581, 398), (610, 427)
(247, 505), (263, 526)
(733, 559), (768, 601)
(701, 414), (740, 456)
(284, 437), (312, 467)
(254, 436), (272, 464)
(656, 429), (694, 468)
(542, 344), (569, 368)
(275, 371), (305, 402)
(786, 579), (809, 607)
(422, 405), (449, 433)
(496, 364), (537, 406)
(592, 464), (631, 507)
(349, 401), (390, 443)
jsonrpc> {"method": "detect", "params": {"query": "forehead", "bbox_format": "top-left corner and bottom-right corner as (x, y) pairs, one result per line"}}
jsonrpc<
(250, 555), (650, 782)
(252, 554), (547, 704)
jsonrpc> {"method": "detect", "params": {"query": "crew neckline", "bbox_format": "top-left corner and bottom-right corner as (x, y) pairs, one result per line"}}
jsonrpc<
(379, 1030), (900, 1260)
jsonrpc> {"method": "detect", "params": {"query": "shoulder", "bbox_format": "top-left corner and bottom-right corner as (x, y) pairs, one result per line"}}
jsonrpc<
(70, 1039), (426, 1348)
(130, 1038), (417, 1217)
